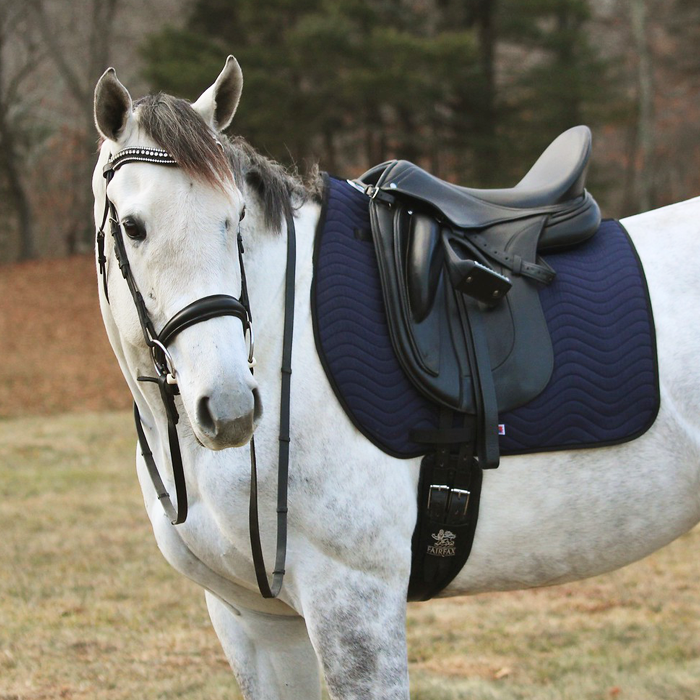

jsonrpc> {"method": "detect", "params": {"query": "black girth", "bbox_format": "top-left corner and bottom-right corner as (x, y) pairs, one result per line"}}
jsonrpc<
(97, 146), (295, 599)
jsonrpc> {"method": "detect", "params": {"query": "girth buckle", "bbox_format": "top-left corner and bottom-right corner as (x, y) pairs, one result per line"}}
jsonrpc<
(427, 484), (450, 520)
(427, 484), (471, 526)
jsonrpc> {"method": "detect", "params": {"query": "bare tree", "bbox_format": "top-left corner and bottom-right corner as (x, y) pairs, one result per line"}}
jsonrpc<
(29, 0), (119, 253)
(0, 0), (44, 261)
(629, 0), (655, 212)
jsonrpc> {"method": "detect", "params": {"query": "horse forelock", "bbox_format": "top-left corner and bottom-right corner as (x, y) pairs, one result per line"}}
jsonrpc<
(134, 93), (233, 190)
(132, 92), (322, 234)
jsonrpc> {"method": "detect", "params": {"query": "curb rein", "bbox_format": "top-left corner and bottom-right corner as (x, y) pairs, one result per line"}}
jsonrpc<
(97, 147), (295, 599)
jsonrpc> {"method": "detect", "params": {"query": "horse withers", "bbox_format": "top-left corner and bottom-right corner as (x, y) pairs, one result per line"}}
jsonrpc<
(92, 57), (700, 699)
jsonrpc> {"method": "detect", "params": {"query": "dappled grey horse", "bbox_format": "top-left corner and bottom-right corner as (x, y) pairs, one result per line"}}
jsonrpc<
(92, 57), (700, 699)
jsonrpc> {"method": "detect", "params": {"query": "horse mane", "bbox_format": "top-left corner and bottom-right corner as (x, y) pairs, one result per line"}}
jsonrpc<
(223, 136), (323, 233)
(134, 92), (322, 233)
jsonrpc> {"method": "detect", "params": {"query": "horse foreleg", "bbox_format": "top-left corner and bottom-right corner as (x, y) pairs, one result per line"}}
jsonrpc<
(301, 572), (410, 700)
(205, 591), (321, 700)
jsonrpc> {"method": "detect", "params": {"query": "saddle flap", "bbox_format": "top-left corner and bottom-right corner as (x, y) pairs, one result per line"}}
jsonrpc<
(369, 197), (554, 415)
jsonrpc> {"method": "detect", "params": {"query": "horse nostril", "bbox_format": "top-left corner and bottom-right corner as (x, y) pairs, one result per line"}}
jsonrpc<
(252, 387), (263, 424)
(194, 390), (259, 446)
(196, 396), (216, 436)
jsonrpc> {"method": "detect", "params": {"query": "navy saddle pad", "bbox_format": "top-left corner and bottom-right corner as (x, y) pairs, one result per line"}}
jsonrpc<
(311, 175), (659, 459)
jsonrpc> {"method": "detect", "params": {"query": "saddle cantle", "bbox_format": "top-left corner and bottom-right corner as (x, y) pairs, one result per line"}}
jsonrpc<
(357, 125), (601, 470)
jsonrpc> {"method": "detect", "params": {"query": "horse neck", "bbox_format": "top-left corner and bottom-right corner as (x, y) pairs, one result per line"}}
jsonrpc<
(242, 196), (321, 389)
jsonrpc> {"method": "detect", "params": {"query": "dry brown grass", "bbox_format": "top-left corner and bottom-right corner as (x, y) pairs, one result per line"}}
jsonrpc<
(0, 256), (130, 418)
(0, 412), (698, 700)
(0, 412), (236, 700)
(408, 539), (700, 699)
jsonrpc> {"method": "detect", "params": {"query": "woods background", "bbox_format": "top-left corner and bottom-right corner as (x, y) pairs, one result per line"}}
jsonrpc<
(1, 4), (699, 697)
(0, 0), (699, 264)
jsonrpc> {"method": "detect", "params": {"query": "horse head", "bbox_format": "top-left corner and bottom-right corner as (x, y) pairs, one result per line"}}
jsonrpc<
(92, 57), (261, 450)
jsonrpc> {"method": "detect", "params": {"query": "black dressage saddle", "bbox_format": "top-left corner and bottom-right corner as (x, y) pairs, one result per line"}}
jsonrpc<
(357, 125), (601, 470)
(354, 126), (601, 599)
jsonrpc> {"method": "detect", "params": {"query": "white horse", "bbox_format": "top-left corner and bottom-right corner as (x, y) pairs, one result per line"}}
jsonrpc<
(92, 57), (700, 699)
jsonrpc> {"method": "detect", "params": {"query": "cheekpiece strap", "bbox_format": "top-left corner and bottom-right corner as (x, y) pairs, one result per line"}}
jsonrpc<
(103, 147), (177, 176)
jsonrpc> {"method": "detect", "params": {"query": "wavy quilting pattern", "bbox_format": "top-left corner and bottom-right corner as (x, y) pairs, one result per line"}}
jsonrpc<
(311, 178), (659, 458)
(497, 218), (659, 453)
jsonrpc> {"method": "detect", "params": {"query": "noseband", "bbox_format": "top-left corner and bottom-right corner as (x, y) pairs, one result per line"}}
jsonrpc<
(97, 146), (294, 599)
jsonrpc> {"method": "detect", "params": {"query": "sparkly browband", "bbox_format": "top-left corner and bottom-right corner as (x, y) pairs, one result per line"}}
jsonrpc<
(103, 147), (177, 175)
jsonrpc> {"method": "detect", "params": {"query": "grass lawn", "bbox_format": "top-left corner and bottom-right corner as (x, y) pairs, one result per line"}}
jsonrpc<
(1, 412), (698, 699)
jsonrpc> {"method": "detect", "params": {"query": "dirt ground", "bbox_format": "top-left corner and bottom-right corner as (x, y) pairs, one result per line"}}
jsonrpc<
(0, 255), (131, 418)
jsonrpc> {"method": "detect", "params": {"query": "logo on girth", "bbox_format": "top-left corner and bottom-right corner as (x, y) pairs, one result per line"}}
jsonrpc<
(427, 529), (457, 557)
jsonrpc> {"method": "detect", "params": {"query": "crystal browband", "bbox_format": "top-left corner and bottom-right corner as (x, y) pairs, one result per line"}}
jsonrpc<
(104, 147), (177, 175)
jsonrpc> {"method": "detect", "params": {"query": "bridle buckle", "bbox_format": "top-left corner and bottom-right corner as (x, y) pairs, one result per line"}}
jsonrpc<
(246, 324), (256, 368)
(148, 337), (178, 386)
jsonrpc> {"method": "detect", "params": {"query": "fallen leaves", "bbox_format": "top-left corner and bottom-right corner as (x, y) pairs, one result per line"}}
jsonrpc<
(0, 256), (130, 418)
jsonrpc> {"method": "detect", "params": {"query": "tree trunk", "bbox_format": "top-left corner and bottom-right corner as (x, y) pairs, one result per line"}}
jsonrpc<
(555, 6), (582, 129)
(323, 127), (337, 175)
(33, 0), (119, 252)
(630, 0), (655, 212)
(473, 0), (498, 186)
(397, 106), (419, 164)
(0, 128), (35, 260)
(0, 1), (36, 260)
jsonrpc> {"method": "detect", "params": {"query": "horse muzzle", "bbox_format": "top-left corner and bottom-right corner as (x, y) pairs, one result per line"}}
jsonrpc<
(194, 385), (262, 449)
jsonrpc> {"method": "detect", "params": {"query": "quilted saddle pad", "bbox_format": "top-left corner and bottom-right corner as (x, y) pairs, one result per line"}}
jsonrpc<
(311, 175), (659, 459)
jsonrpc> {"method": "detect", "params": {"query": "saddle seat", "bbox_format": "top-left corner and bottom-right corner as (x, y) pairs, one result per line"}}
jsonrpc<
(360, 125), (599, 251)
(457, 125), (592, 208)
(357, 125), (602, 469)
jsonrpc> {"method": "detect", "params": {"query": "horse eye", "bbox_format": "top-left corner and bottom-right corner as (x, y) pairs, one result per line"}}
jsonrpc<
(122, 218), (145, 241)
(239, 205), (246, 222)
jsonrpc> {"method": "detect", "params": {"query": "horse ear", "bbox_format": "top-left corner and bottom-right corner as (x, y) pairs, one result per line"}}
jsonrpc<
(192, 56), (243, 132)
(94, 68), (134, 142)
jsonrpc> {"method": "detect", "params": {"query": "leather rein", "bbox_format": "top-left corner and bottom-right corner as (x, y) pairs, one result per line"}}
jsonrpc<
(97, 146), (294, 599)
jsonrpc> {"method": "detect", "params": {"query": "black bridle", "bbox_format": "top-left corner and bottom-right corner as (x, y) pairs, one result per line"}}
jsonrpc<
(97, 146), (294, 599)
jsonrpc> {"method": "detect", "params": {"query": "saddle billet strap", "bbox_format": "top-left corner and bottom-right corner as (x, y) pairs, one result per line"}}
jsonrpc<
(248, 208), (296, 599)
